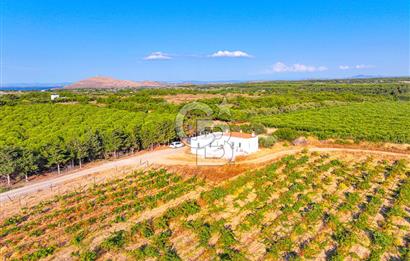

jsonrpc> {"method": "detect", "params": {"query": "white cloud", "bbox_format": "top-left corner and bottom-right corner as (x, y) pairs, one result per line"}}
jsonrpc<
(270, 62), (328, 73)
(144, 52), (172, 60)
(355, 64), (374, 69)
(339, 64), (375, 70)
(210, 50), (252, 58)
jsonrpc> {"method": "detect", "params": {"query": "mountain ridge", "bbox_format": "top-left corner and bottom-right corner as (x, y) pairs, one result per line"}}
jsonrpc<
(64, 76), (164, 89)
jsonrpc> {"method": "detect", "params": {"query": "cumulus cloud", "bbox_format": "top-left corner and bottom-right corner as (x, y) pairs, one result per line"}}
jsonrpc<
(269, 62), (328, 73)
(339, 64), (375, 70)
(144, 52), (172, 60)
(210, 50), (252, 58)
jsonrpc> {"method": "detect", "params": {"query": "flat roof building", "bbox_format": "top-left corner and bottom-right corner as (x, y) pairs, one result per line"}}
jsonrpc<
(190, 131), (258, 161)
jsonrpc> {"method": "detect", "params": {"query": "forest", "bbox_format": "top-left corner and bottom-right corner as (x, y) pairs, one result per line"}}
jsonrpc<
(0, 104), (176, 186)
(0, 78), (409, 186)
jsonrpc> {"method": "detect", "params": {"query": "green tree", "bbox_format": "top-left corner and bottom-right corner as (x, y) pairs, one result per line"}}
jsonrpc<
(0, 147), (17, 186)
(41, 140), (68, 175)
(16, 148), (38, 182)
(71, 138), (88, 168)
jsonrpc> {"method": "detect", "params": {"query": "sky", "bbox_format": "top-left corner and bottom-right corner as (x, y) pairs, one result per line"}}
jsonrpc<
(1, 0), (409, 84)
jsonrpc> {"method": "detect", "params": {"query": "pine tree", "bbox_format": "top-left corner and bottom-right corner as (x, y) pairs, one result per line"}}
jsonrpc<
(0, 147), (16, 186)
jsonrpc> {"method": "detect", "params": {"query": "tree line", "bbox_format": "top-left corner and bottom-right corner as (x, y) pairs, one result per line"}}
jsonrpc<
(0, 104), (177, 185)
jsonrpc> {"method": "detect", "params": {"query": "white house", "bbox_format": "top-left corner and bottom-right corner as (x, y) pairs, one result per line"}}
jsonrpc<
(190, 131), (258, 160)
(50, 94), (60, 101)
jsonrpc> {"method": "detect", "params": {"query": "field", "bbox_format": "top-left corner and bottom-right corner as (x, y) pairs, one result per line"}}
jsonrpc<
(1, 79), (410, 186)
(1, 152), (409, 260)
(257, 102), (410, 143)
(1, 78), (410, 260)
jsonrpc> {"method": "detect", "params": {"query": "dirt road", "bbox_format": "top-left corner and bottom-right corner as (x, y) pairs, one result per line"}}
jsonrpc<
(241, 147), (410, 165)
(0, 148), (185, 202)
(1, 146), (409, 202)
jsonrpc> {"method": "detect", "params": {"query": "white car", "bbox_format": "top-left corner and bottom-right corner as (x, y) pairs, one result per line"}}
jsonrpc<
(169, 141), (184, 148)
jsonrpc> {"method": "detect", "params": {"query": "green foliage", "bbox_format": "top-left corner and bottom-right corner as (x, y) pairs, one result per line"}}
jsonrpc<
(274, 128), (300, 141)
(257, 102), (410, 143)
(21, 246), (55, 261)
(258, 136), (276, 148)
(131, 220), (155, 238)
(79, 250), (97, 261)
(132, 244), (160, 259)
(0, 104), (177, 183)
(370, 230), (393, 249)
(101, 230), (126, 250)
(201, 187), (228, 204)
(219, 226), (237, 247)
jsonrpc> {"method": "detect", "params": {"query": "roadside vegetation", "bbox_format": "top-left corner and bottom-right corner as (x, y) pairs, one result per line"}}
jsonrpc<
(1, 153), (408, 260)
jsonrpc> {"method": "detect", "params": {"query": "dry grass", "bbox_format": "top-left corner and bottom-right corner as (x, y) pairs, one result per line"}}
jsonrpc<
(163, 163), (259, 183)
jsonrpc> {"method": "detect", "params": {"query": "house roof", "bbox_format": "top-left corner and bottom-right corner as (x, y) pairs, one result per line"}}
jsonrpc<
(224, 132), (254, 139)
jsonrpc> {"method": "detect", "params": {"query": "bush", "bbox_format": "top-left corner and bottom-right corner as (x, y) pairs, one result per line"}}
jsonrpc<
(131, 220), (155, 238)
(101, 230), (126, 250)
(274, 128), (300, 141)
(22, 246), (55, 261)
(371, 230), (393, 249)
(241, 123), (266, 134)
(133, 244), (160, 259)
(258, 136), (276, 148)
(80, 250), (97, 261)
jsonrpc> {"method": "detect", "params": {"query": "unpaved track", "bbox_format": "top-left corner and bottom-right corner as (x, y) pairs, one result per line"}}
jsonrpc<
(241, 147), (410, 165)
(0, 146), (408, 202)
(0, 148), (185, 202)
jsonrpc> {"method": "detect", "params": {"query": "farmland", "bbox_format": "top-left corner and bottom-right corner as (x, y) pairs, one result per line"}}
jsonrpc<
(0, 78), (410, 260)
(256, 102), (410, 143)
(1, 79), (409, 186)
(1, 152), (409, 260)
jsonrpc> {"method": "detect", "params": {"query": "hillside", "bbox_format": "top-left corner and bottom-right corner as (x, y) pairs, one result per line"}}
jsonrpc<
(64, 76), (164, 89)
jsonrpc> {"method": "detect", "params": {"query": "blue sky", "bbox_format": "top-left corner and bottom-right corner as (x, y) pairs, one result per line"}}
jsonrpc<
(1, 0), (409, 83)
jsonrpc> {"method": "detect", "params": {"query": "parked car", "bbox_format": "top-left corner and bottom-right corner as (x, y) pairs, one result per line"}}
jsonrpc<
(169, 141), (184, 148)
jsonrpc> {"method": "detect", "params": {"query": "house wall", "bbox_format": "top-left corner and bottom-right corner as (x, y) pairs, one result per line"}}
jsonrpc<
(190, 132), (258, 160)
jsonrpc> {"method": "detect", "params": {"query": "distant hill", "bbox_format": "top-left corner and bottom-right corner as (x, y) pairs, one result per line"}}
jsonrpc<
(64, 76), (164, 89)
(350, 74), (383, 79)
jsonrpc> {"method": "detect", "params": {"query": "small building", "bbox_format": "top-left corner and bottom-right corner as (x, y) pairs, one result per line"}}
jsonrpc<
(190, 131), (258, 160)
(50, 94), (60, 101)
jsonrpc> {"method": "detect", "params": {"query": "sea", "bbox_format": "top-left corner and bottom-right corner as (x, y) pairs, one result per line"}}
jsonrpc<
(0, 86), (64, 91)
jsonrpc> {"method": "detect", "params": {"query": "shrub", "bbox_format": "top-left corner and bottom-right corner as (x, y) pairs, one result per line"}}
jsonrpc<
(371, 230), (393, 249)
(72, 231), (86, 245)
(220, 226), (237, 247)
(274, 128), (300, 141)
(133, 244), (160, 259)
(80, 250), (97, 261)
(258, 136), (276, 148)
(21, 246), (55, 261)
(201, 187), (227, 204)
(101, 230), (126, 250)
(241, 123), (266, 134)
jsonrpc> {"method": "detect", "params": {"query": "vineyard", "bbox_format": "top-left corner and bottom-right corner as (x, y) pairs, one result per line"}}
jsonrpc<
(1, 152), (409, 260)
(256, 102), (410, 143)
